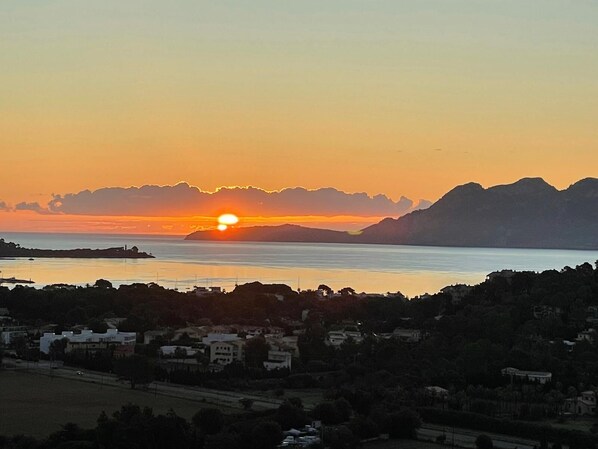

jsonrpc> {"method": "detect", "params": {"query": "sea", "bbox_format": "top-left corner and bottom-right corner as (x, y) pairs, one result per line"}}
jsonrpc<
(1, 232), (598, 297)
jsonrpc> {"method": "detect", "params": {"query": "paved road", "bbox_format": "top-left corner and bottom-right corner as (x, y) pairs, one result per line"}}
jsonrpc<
(10, 361), (284, 411)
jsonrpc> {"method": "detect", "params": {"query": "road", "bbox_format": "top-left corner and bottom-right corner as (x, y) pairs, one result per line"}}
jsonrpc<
(10, 360), (284, 411)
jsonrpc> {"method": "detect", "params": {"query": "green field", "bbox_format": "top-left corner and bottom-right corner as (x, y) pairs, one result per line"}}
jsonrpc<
(0, 370), (234, 438)
(364, 439), (446, 449)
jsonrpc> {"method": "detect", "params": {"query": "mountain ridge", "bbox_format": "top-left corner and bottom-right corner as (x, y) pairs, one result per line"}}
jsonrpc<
(186, 178), (598, 250)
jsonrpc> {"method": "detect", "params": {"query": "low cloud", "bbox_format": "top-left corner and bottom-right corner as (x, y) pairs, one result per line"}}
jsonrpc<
(45, 183), (430, 218)
(15, 201), (54, 215)
(0, 201), (9, 211)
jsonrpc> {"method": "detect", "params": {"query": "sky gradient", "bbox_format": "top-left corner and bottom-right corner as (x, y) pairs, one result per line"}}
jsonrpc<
(1, 1), (597, 232)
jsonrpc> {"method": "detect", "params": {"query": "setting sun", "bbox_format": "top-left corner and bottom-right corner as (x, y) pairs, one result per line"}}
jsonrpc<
(218, 214), (239, 226)
(216, 213), (239, 231)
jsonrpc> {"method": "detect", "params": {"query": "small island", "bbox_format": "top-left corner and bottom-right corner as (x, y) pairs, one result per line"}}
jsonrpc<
(0, 238), (154, 259)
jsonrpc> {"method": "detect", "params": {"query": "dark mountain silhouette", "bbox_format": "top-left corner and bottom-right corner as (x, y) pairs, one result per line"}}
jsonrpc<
(185, 224), (355, 243)
(186, 178), (598, 250)
(0, 238), (154, 259)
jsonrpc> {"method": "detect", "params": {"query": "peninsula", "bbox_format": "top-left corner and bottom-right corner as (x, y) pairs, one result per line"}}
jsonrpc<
(0, 238), (154, 259)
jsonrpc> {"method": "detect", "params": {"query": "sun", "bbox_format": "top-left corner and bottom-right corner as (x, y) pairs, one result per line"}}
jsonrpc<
(217, 213), (239, 231)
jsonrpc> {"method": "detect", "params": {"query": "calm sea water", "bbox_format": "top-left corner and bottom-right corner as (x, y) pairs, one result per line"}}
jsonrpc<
(1, 232), (598, 297)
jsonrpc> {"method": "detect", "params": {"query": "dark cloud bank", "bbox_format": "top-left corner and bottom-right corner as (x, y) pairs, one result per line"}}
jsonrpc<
(46, 183), (431, 217)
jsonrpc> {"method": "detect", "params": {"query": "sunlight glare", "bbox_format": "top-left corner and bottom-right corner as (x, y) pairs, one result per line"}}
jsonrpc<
(218, 213), (239, 226)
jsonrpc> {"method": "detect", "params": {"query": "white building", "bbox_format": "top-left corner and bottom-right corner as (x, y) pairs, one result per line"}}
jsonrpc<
(266, 335), (300, 358)
(393, 328), (423, 343)
(326, 328), (363, 348)
(194, 286), (222, 297)
(564, 391), (597, 415)
(210, 340), (244, 365)
(501, 367), (552, 384)
(40, 329), (136, 354)
(577, 329), (596, 343)
(202, 332), (240, 345)
(263, 350), (292, 371)
(159, 345), (197, 357)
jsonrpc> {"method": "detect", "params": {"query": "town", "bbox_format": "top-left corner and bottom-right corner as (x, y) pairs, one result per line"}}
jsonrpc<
(2, 263), (598, 449)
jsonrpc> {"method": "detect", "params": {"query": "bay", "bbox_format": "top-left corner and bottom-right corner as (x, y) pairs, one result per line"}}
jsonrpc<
(1, 232), (598, 297)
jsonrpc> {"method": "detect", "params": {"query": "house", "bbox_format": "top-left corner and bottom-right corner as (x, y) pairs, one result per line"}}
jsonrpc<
(143, 329), (170, 345)
(0, 325), (28, 345)
(173, 326), (208, 341)
(564, 391), (597, 415)
(280, 425), (321, 448)
(487, 270), (516, 282)
(159, 345), (197, 357)
(194, 286), (222, 297)
(393, 328), (423, 343)
(326, 327), (363, 347)
(40, 329), (136, 354)
(202, 333), (240, 345)
(577, 329), (596, 343)
(263, 350), (292, 371)
(441, 284), (473, 304)
(210, 340), (244, 365)
(501, 367), (552, 384)
(425, 386), (449, 399)
(266, 335), (300, 358)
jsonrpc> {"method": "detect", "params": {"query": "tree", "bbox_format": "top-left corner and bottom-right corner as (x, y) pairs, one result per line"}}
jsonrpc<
(49, 338), (68, 361)
(322, 425), (358, 449)
(276, 400), (308, 430)
(13, 335), (29, 358)
(192, 408), (224, 435)
(388, 409), (422, 439)
(475, 434), (494, 449)
(205, 432), (240, 449)
(173, 347), (187, 359)
(334, 398), (353, 422)
(349, 416), (380, 440)
(86, 318), (108, 333)
(244, 336), (270, 368)
(113, 355), (154, 389)
(313, 402), (342, 425)
(93, 279), (113, 289)
(251, 421), (283, 449)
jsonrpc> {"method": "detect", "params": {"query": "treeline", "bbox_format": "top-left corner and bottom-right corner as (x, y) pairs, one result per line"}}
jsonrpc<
(0, 396), (424, 449)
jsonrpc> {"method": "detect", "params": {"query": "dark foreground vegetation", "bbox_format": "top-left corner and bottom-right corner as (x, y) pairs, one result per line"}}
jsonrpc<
(3, 261), (598, 448)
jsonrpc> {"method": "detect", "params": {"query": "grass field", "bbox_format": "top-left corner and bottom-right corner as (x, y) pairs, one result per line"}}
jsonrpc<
(364, 439), (445, 449)
(0, 370), (235, 438)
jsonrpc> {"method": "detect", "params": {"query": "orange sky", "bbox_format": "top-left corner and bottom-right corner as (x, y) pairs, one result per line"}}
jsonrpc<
(0, 210), (385, 234)
(1, 2), (598, 234)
